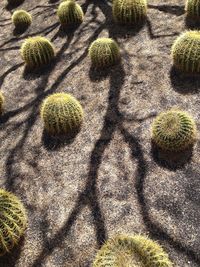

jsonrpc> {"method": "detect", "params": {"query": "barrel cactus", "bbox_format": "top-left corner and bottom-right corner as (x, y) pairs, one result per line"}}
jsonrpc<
(57, 0), (84, 27)
(151, 109), (197, 151)
(93, 234), (173, 267)
(12, 10), (32, 29)
(89, 38), (120, 68)
(185, 0), (200, 19)
(112, 0), (147, 24)
(0, 188), (27, 256)
(0, 92), (4, 115)
(41, 93), (84, 136)
(21, 36), (55, 68)
(171, 31), (200, 73)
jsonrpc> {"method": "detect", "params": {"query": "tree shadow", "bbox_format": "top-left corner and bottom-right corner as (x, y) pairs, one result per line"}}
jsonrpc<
(151, 141), (194, 171)
(170, 66), (200, 94)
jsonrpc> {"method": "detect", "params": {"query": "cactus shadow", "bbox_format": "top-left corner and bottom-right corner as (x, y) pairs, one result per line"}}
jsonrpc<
(13, 25), (30, 36)
(42, 128), (81, 151)
(89, 62), (121, 82)
(151, 141), (193, 171)
(6, 0), (25, 11)
(170, 66), (200, 95)
(185, 16), (200, 29)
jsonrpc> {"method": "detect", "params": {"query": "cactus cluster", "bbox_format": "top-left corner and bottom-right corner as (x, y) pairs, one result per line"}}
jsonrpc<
(12, 10), (32, 29)
(112, 0), (147, 25)
(93, 234), (173, 267)
(151, 109), (197, 151)
(171, 31), (200, 73)
(40, 93), (84, 136)
(0, 189), (27, 256)
(57, 0), (84, 27)
(0, 92), (4, 115)
(185, 0), (200, 19)
(89, 38), (121, 68)
(21, 36), (55, 68)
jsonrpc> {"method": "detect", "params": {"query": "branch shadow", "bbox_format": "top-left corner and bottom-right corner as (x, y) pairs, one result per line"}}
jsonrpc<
(148, 4), (185, 16)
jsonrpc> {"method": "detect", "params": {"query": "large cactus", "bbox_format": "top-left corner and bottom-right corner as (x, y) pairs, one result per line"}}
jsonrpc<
(171, 31), (200, 73)
(93, 234), (173, 267)
(57, 0), (84, 26)
(21, 36), (55, 68)
(12, 10), (32, 29)
(151, 109), (197, 151)
(185, 0), (200, 18)
(89, 38), (121, 68)
(0, 189), (27, 256)
(0, 92), (4, 115)
(112, 0), (147, 24)
(40, 93), (84, 136)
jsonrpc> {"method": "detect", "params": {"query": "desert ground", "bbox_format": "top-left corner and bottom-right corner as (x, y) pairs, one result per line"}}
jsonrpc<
(0, 0), (200, 266)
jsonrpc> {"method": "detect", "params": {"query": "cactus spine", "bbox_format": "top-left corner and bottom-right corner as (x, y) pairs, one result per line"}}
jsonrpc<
(12, 10), (32, 29)
(151, 109), (197, 151)
(21, 36), (55, 68)
(171, 31), (200, 73)
(57, 0), (84, 26)
(40, 93), (84, 136)
(93, 234), (173, 267)
(185, 0), (200, 19)
(0, 189), (27, 256)
(0, 92), (4, 115)
(112, 0), (147, 24)
(89, 38), (121, 68)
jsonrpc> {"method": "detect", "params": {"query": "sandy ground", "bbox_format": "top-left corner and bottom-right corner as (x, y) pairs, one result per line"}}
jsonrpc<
(0, 0), (200, 266)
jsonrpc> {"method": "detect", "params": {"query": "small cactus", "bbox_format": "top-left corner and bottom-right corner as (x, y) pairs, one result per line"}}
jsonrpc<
(41, 93), (84, 136)
(112, 0), (147, 24)
(0, 92), (4, 115)
(0, 188), (27, 256)
(151, 109), (197, 151)
(185, 0), (200, 19)
(21, 36), (55, 68)
(93, 234), (173, 267)
(12, 10), (32, 29)
(89, 38), (120, 68)
(171, 31), (200, 73)
(57, 0), (84, 27)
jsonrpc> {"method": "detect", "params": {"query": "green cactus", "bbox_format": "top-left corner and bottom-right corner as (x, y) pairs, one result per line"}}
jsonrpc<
(112, 0), (147, 25)
(185, 0), (200, 19)
(40, 93), (84, 136)
(89, 38), (121, 68)
(0, 92), (4, 115)
(171, 31), (200, 73)
(12, 10), (32, 29)
(151, 109), (197, 151)
(21, 36), (55, 68)
(57, 0), (84, 27)
(0, 188), (27, 256)
(93, 234), (173, 267)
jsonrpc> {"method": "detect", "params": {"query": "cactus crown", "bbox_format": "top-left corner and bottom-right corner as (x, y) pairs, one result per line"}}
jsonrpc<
(93, 234), (173, 267)
(41, 92), (84, 136)
(21, 36), (55, 68)
(112, 0), (147, 24)
(57, 0), (84, 26)
(185, 0), (200, 18)
(0, 92), (4, 115)
(171, 31), (200, 73)
(89, 38), (121, 68)
(12, 10), (32, 28)
(0, 188), (27, 256)
(152, 109), (197, 151)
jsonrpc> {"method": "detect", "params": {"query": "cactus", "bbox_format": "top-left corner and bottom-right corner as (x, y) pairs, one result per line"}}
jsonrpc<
(89, 38), (121, 68)
(171, 31), (200, 73)
(57, 0), (84, 27)
(93, 234), (173, 267)
(12, 10), (32, 29)
(21, 36), (55, 68)
(0, 92), (4, 115)
(40, 93), (84, 136)
(185, 0), (200, 19)
(112, 0), (147, 25)
(151, 109), (197, 151)
(0, 188), (27, 256)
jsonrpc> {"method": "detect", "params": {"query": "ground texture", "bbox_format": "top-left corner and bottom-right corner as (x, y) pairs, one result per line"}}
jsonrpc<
(0, 0), (200, 266)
